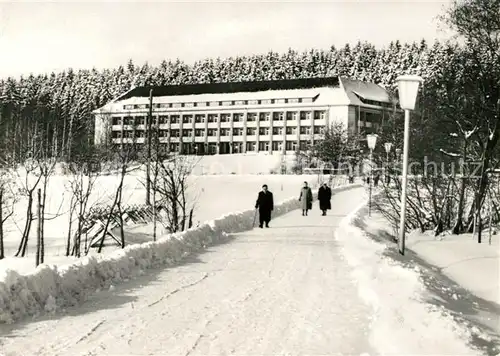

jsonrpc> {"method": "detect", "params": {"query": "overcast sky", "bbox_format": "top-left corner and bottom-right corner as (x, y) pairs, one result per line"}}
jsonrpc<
(0, 0), (453, 78)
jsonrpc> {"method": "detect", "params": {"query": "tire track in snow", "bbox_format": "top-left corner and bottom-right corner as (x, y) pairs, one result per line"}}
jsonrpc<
(147, 272), (209, 308)
(117, 273), (212, 350)
(33, 319), (107, 356)
(75, 320), (106, 344)
(184, 312), (219, 356)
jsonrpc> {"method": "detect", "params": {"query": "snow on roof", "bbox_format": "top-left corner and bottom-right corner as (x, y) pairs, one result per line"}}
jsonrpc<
(93, 86), (353, 113)
(115, 76), (341, 100)
(340, 77), (391, 104)
(93, 77), (389, 114)
(118, 87), (330, 104)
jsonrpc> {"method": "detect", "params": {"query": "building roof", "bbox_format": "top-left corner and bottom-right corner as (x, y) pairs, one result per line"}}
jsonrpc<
(339, 77), (392, 105)
(93, 76), (391, 114)
(117, 87), (346, 105)
(116, 76), (341, 101)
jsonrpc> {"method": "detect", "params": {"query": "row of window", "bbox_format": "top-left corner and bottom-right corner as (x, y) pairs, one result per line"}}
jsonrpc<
(132, 141), (309, 153)
(360, 111), (382, 123)
(111, 125), (323, 139)
(111, 111), (327, 126)
(356, 96), (393, 109)
(122, 97), (315, 111)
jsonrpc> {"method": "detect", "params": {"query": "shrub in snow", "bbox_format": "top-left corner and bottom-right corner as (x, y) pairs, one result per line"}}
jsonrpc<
(0, 184), (357, 324)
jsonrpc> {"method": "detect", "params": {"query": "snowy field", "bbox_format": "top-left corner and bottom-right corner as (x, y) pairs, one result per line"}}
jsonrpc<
(191, 152), (295, 175)
(0, 171), (328, 278)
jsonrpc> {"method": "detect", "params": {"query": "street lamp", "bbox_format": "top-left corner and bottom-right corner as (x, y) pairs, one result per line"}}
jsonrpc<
(396, 74), (423, 255)
(366, 133), (378, 217)
(384, 142), (392, 184)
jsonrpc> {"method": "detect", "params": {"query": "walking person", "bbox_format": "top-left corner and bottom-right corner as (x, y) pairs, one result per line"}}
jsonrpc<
(374, 172), (380, 187)
(318, 182), (332, 216)
(255, 184), (274, 228)
(299, 181), (313, 216)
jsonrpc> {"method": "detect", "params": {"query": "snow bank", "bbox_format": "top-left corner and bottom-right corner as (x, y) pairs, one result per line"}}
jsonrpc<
(406, 230), (500, 304)
(335, 202), (481, 355)
(0, 184), (357, 324)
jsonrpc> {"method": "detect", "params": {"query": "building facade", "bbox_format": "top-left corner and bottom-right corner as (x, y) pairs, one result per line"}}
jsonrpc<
(93, 76), (394, 155)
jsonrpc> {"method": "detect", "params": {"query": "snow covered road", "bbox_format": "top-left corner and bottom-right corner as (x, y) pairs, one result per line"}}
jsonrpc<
(0, 187), (374, 356)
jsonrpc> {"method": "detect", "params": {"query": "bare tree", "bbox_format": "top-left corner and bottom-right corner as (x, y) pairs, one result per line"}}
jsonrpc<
(97, 117), (140, 253)
(153, 155), (199, 233)
(35, 157), (63, 265)
(0, 167), (15, 260)
(14, 158), (43, 257)
(439, 125), (479, 234)
(66, 149), (102, 257)
(442, 0), (500, 243)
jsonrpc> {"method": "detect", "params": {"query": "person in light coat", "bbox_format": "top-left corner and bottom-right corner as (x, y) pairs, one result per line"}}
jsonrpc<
(299, 181), (313, 216)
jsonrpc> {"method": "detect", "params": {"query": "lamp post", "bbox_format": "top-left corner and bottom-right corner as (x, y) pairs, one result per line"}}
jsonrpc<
(396, 74), (423, 255)
(366, 134), (378, 217)
(384, 142), (392, 184)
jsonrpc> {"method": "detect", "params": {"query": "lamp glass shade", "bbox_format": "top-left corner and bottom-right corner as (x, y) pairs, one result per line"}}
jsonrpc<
(396, 75), (423, 110)
(366, 134), (378, 150)
(384, 142), (392, 153)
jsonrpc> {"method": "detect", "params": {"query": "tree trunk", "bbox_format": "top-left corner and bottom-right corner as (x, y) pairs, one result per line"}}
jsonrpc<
(188, 208), (193, 229)
(62, 113), (67, 160)
(453, 148), (467, 234)
(16, 194), (33, 257)
(36, 188), (41, 267)
(66, 196), (75, 256)
(0, 189), (4, 260)
(40, 181), (48, 264)
(76, 200), (84, 258)
(97, 170), (125, 253)
(67, 114), (74, 161)
(118, 184), (125, 249)
(153, 190), (157, 242)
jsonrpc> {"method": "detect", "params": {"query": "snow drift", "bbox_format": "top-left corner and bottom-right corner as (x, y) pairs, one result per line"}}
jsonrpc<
(0, 184), (357, 324)
(335, 201), (481, 355)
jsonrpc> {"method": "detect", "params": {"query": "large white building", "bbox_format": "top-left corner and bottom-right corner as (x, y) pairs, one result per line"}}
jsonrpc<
(93, 76), (393, 155)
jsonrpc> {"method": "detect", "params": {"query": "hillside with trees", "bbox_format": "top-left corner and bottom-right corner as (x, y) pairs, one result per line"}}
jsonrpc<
(0, 40), (459, 163)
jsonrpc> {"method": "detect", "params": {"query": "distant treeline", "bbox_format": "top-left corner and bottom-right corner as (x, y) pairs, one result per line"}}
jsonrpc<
(0, 40), (462, 163)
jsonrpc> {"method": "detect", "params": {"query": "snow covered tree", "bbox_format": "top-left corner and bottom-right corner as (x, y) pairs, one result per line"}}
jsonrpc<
(309, 122), (363, 174)
(440, 0), (500, 240)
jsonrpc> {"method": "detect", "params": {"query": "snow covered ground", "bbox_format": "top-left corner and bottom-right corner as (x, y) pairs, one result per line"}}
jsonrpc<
(344, 205), (500, 355)
(407, 229), (499, 304)
(335, 203), (491, 355)
(0, 172), (328, 278)
(0, 187), (373, 356)
(0, 185), (489, 356)
(190, 152), (294, 175)
(0, 170), (349, 322)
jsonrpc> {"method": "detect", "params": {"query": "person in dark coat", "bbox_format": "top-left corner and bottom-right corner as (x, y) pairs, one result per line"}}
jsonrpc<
(255, 184), (274, 228)
(299, 181), (313, 216)
(318, 182), (332, 216)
